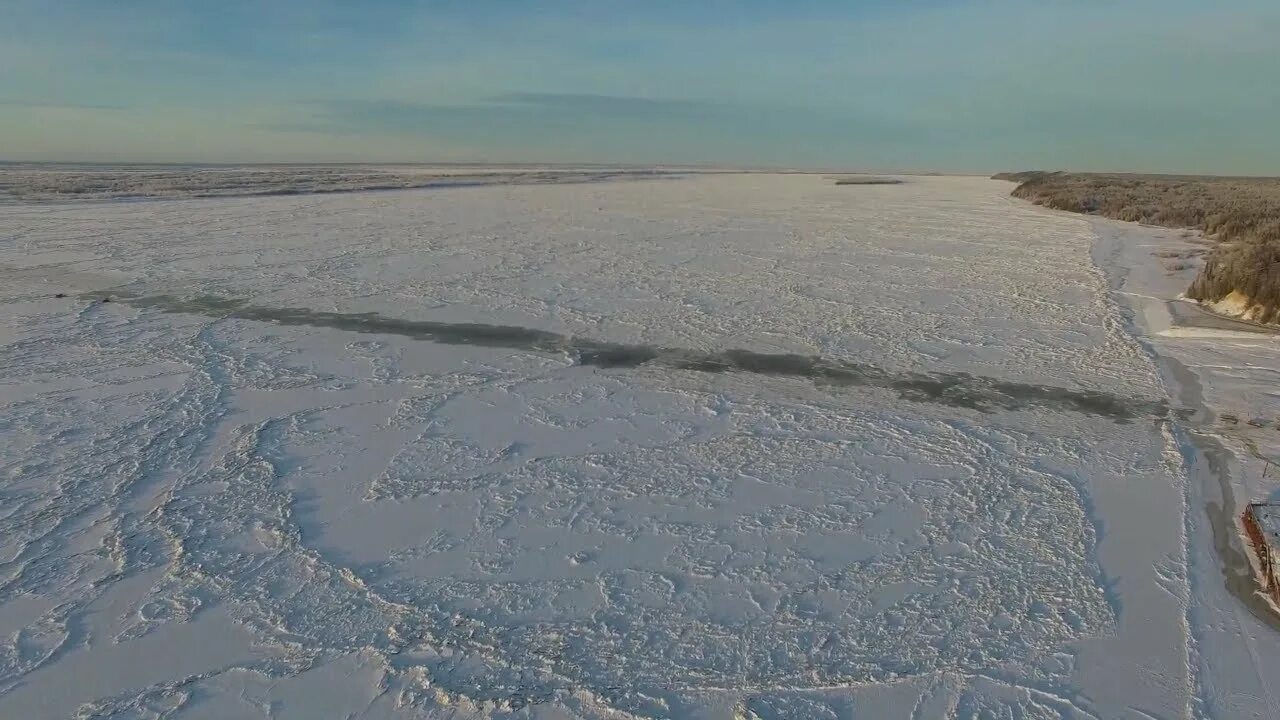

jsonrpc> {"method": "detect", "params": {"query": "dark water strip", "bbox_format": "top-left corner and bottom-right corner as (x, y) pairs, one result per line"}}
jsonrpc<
(90, 292), (1178, 422)
(1167, 298), (1280, 336)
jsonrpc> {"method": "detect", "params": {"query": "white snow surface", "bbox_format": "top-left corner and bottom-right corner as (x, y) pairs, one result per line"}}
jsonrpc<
(0, 171), (1275, 718)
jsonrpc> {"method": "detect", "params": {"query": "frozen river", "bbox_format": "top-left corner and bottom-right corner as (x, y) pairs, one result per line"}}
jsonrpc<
(1, 171), (1276, 718)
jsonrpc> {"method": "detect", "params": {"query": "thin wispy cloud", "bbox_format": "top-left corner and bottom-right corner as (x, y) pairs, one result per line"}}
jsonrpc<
(0, 99), (126, 111)
(491, 93), (728, 115)
(261, 94), (922, 166)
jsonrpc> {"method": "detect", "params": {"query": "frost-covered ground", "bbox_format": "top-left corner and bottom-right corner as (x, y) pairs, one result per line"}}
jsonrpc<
(0, 171), (1275, 718)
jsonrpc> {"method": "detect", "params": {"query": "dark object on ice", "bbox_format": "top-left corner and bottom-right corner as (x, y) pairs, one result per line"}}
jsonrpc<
(101, 296), (112, 303)
(55, 292), (66, 298)
(1242, 503), (1280, 605)
(834, 176), (904, 186)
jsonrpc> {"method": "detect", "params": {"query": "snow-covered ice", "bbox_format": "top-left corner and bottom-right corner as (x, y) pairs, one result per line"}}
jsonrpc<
(1, 170), (1276, 718)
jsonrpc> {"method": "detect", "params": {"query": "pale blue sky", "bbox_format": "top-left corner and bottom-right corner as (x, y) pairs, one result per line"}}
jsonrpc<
(2, 0), (1277, 173)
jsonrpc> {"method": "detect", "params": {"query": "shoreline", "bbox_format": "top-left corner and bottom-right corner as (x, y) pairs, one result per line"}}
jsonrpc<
(998, 171), (1280, 327)
(1087, 213), (1280, 713)
(1165, 298), (1280, 337)
(1091, 216), (1280, 623)
(998, 182), (1279, 335)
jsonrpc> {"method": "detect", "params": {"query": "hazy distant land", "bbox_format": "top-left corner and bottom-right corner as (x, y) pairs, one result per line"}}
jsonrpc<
(833, 176), (905, 185)
(0, 165), (682, 203)
(996, 171), (1280, 323)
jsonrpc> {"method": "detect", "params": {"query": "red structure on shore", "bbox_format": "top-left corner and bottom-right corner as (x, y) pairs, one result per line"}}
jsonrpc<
(1243, 502), (1280, 605)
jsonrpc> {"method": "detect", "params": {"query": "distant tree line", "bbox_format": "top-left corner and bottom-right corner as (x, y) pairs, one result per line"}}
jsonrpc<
(995, 171), (1280, 323)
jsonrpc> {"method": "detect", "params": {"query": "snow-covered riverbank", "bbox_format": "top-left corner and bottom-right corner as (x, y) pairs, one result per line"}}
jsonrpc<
(1, 172), (1274, 717)
(1092, 217), (1280, 717)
